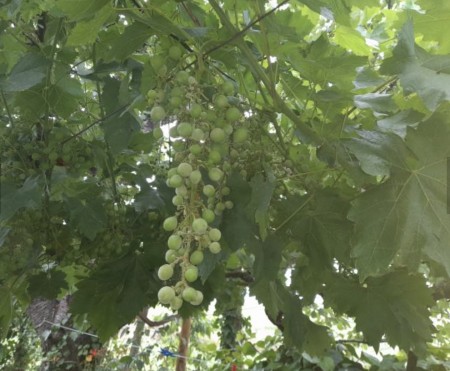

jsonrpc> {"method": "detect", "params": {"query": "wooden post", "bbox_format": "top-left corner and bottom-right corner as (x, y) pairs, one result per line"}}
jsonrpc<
(175, 317), (192, 371)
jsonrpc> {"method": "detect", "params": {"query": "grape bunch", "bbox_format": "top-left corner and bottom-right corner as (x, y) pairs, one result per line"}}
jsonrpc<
(146, 50), (249, 310)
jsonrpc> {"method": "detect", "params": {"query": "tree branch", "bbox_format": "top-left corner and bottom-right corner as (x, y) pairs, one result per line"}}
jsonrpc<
(138, 311), (178, 328)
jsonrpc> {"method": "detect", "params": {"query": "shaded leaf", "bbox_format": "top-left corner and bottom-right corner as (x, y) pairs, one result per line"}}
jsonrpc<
(349, 114), (450, 278)
(0, 177), (42, 221)
(28, 270), (68, 300)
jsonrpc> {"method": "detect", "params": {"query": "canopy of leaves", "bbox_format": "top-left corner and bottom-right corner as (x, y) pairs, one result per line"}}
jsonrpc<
(0, 0), (449, 365)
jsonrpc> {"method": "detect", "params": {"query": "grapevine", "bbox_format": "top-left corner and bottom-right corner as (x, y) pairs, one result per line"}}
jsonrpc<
(146, 47), (250, 310)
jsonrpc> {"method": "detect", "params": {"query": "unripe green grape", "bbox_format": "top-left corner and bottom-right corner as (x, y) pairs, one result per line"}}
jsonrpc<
(168, 234), (183, 250)
(172, 140), (185, 152)
(169, 96), (182, 108)
(158, 286), (175, 304)
(169, 126), (180, 138)
(189, 144), (202, 155)
(192, 218), (208, 234)
(210, 128), (226, 143)
(163, 216), (178, 231)
(175, 185), (188, 197)
(158, 264), (174, 281)
(208, 228), (221, 242)
(214, 94), (228, 108)
(208, 150), (222, 164)
(189, 103), (202, 118)
(208, 168), (224, 182)
(203, 184), (216, 197)
(176, 70), (189, 84)
(153, 127), (164, 140)
(222, 81), (235, 95)
(225, 200), (234, 209)
(191, 128), (205, 141)
(157, 65), (168, 77)
(216, 202), (226, 212)
(190, 250), (204, 265)
(169, 174), (183, 188)
(168, 167), (178, 178)
(209, 241), (221, 254)
(171, 86), (184, 97)
(151, 55), (165, 71)
(225, 107), (241, 122)
(169, 45), (183, 60)
(189, 170), (202, 185)
(205, 110), (217, 122)
(172, 195), (184, 206)
(177, 162), (193, 177)
(177, 122), (193, 138)
(191, 290), (204, 306)
(184, 266), (198, 282)
(151, 106), (166, 122)
(170, 296), (183, 310)
(223, 124), (234, 135)
(182, 287), (197, 302)
(202, 209), (215, 223)
(165, 250), (177, 263)
(221, 187), (231, 196)
(233, 127), (249, 143)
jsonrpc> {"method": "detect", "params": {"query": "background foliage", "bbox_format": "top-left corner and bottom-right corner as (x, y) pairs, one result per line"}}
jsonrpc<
(1, 0), (450, 369)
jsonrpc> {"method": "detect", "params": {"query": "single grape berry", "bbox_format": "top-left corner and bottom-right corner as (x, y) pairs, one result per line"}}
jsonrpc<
(189, 170), (202, 185)
(190, 250), (204, 265)
(177, 122), (193, 138)
(191, 290), (204, 306)
(202, 209), (215, 223)
(165, 250), (177, 263)
(208, 228), (221, 242)
(177, 162), (193, 177)
(208, 150), (221, 164)
(163, 216), (178, 231)
(158, 286), (175, 304)
(189, 103), (202, 118)
(203, 184), (215, 197)
(153, 127), (164, 140)
(169, 45), (183, 60)
(182, 287), (197, 302)
(209, 241), (221, 254)
(191, 128), (205, 141)
(150, 106), (166, 122)
(158, 264), (174, 281)
(168, 234), (183, 250)
(192, 218), (208, 234)
(170, 296), (183, 310)
(189, 144), (202, 155)
(214, 94), (228, 108)
(233, 127), (249, 143)
(208, 168), (224, 182)
(172, 195), (184, 206)
(225, 107), (241, 122)
(169, 174), (183, 188)
(210, 128), (226, 143)
(184, 266), (199, 282)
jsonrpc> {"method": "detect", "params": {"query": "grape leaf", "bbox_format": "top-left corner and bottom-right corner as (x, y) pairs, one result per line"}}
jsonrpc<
(0, 287), (12, 338)
(377, 109), (424, 138)
(55, 0), (111, 21)
(66, 198), (107, 241)
(381, 21), (450, 110)
(324, 270), (434, 353)
(344, 130), (412, 177)
(349, 113), (450, 278)
(247, 171), (276, 241)
(0, 53), (49, 92)
(354, 93), (396, 113)
(70, 253), (160, 340)
(28, 270), (68, 300)
(0, 177), (42, 221)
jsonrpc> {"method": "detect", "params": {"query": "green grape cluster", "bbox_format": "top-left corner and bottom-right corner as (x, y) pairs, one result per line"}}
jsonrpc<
(146, 56), (250, 310)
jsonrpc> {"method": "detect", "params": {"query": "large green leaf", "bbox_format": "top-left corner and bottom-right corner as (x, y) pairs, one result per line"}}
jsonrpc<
(0, 53), (49, 92)
(324, 270), (434, 353)
(0, 177), (42, 221)
(66, 197), (107, 241)
(381, 21), (450, 110)
(70, 253), (160, 340)
(348, 113), (450, 278)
